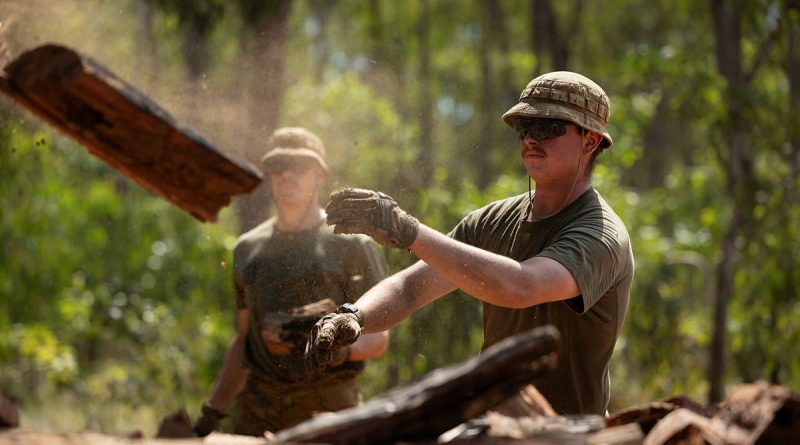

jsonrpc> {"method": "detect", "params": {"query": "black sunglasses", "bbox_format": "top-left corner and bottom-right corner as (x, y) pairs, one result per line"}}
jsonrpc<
(513, 118), (573, 141)
(263, 157), (318, 175)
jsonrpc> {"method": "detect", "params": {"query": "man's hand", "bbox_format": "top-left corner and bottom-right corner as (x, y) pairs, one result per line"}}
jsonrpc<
(192, 403), (227, 437)
(326, 188), (420, 250)
(305, 312), (362, 371)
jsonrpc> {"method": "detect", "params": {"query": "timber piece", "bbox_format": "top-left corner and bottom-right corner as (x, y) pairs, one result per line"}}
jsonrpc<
(261, 298), (337, 355)
(492, 384), (558, 418)
(0, 44), (262, 222)
(440, 412), (604, 442)
(710, 381), (800, 444)
(484, 412), (605, 437)
(642, 382), (800, 445)
(585, 423), (645, 445)
(642, 408), (721, 445)
(275, 325), (560, 445)
(606, 395), (711, 434)
(0, 394), (18, 429)
(410, 432), (589, 445)
(0, 430), (269, 445)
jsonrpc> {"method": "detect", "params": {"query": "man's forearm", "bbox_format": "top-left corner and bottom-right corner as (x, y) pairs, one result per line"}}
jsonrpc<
(357, 260), (455, 333)
(349, 331), (389, 361)
(409, 225), (576, 308)
(207, 335), (249, 411)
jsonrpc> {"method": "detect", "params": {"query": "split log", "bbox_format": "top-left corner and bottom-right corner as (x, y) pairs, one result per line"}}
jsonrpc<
(275, 325), (560, 445)
(585, 423), (645, 445)
(261, 298), (337, 356)
(483, 412), (605, 438)
(0, 430), (268, 445)
(492, 385), (558, 418)
(606, 395), (712, 435)
(643, 381), (800, 445)
(642, 408), (721, 445)
(0, 44), (262, 222)
(710, 381), (800, 445)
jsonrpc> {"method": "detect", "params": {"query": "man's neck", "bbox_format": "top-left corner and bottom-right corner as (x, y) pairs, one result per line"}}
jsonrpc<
(529, 180), (592, 221)
(275, 201), (324, 232)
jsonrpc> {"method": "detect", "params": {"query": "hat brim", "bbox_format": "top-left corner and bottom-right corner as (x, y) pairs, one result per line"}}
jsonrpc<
(502, 101), (613, 149)
(260, 147), (329, 172)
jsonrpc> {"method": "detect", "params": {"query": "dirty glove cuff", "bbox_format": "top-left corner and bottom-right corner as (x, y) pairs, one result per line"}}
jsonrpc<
(305, 312), (362, 372)
(375, 192), (420, 250)
(325, 188), (420, 250)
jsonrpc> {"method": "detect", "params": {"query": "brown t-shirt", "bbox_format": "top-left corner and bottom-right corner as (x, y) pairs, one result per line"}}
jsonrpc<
(450, 188), (634, 414)
(232, 217), (388, 387)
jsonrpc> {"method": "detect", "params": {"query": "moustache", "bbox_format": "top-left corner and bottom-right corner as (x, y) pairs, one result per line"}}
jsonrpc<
(523, 147), (546, 156)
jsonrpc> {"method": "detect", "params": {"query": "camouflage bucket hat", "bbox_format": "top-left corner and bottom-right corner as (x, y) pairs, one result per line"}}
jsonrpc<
(502, 71), (613, 149)
(260, 127), (329, 172)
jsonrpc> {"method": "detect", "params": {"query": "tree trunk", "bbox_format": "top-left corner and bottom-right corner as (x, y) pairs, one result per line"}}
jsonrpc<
(789, 0), (800, 179)
(415, 0), (433, 190)
(136, 0), (159, 93)
(475, 0), (495, 190)
(530, 0), (572, 72)
(235, 0), (292, 233)
(308, 0), (333, 83)
(707, 0), (757, 403)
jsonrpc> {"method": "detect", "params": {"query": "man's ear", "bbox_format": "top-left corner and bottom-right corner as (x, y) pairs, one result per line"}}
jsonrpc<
(583, 131), (602, 154)
(317, 165), (329, 181)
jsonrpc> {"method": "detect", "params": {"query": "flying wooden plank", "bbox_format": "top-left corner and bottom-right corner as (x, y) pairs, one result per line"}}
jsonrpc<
(0, 43), (262, 222)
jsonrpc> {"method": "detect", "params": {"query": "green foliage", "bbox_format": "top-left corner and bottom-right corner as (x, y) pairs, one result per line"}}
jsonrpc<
(0, 118), (235, 434)
(1, 0), (799, 436)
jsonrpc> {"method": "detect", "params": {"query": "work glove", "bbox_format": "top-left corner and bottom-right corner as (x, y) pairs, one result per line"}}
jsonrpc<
(326, 188), (420, 250)
(193, 403), (227, 437)
(305, 312), (362, 372)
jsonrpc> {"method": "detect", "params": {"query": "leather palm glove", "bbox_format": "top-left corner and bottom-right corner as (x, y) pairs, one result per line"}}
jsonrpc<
(305, 306), (363, 371)
(193, 403), (227, 437)
(325, 188), (420, 250)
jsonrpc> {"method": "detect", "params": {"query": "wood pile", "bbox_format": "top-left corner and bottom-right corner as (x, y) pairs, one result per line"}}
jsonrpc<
(0, 43), (263, 222)
(2, 324), (798, 444)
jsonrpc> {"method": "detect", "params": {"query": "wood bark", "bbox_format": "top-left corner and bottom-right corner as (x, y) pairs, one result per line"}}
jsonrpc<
(0, 430), (267, 445)
(0, 44), (262, 222)
(642, 381), (800, 445)
(274, 325), (560, 445)
(606, 396), (713, 435)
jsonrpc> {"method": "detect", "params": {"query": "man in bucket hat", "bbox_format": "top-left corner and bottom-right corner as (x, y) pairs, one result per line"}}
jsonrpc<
(307, 72), (634, 415)
(194, 127), (389, 436)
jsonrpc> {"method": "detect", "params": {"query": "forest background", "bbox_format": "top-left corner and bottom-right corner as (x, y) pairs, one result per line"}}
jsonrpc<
(1, 0), (799, 437)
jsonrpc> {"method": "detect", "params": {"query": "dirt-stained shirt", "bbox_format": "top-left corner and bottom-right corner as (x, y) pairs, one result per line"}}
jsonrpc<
(232, 217), (387, 389)
(449, 188), (634, 415)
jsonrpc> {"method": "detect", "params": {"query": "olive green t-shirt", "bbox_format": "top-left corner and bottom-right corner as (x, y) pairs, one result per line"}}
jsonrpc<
(450, 188), (634, 414)
(232, 217), (388, 387)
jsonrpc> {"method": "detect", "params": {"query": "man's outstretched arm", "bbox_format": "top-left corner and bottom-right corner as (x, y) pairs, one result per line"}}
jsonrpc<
(357, 259), (457, 333)
(326, 187), (580, 309)
(410, 224), (580, 308)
